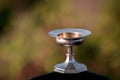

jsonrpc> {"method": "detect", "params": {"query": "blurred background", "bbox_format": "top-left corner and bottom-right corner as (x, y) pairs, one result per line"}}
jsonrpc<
(0, 0), (120, 80)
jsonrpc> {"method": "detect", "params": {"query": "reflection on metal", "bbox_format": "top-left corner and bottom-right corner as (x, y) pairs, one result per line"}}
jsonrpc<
(49, 28), (91, 74)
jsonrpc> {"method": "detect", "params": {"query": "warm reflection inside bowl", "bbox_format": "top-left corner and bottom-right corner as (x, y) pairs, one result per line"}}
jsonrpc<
(58, 32), (82, 39)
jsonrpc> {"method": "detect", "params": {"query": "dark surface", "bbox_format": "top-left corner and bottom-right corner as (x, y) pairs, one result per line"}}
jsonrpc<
(31, 71), (110, 80)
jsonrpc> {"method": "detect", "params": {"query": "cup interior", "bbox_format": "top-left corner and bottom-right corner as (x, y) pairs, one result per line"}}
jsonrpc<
(58, 32), (82, 39)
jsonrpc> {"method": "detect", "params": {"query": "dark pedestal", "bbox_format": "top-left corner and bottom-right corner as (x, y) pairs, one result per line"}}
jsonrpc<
(31, 71), (110, 80)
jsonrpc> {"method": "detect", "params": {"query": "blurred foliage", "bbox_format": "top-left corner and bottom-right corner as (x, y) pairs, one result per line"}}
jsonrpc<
(0, 0), (120, 80)
(0, 8), (11, 35)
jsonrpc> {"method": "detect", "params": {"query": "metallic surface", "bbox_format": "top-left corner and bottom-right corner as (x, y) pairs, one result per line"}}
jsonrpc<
(49, 28), (91, 38)
(49, 28), (91, 74)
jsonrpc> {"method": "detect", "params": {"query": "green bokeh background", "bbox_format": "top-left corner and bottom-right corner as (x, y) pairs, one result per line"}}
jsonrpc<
(0, 0), (120, 80)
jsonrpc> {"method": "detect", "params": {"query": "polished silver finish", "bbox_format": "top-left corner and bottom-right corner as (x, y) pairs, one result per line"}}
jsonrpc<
(54, 46), (87, 73)
(49, 28), (91, 38)
(49, 28), (91, 74)
(56, 32), (83, 46)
